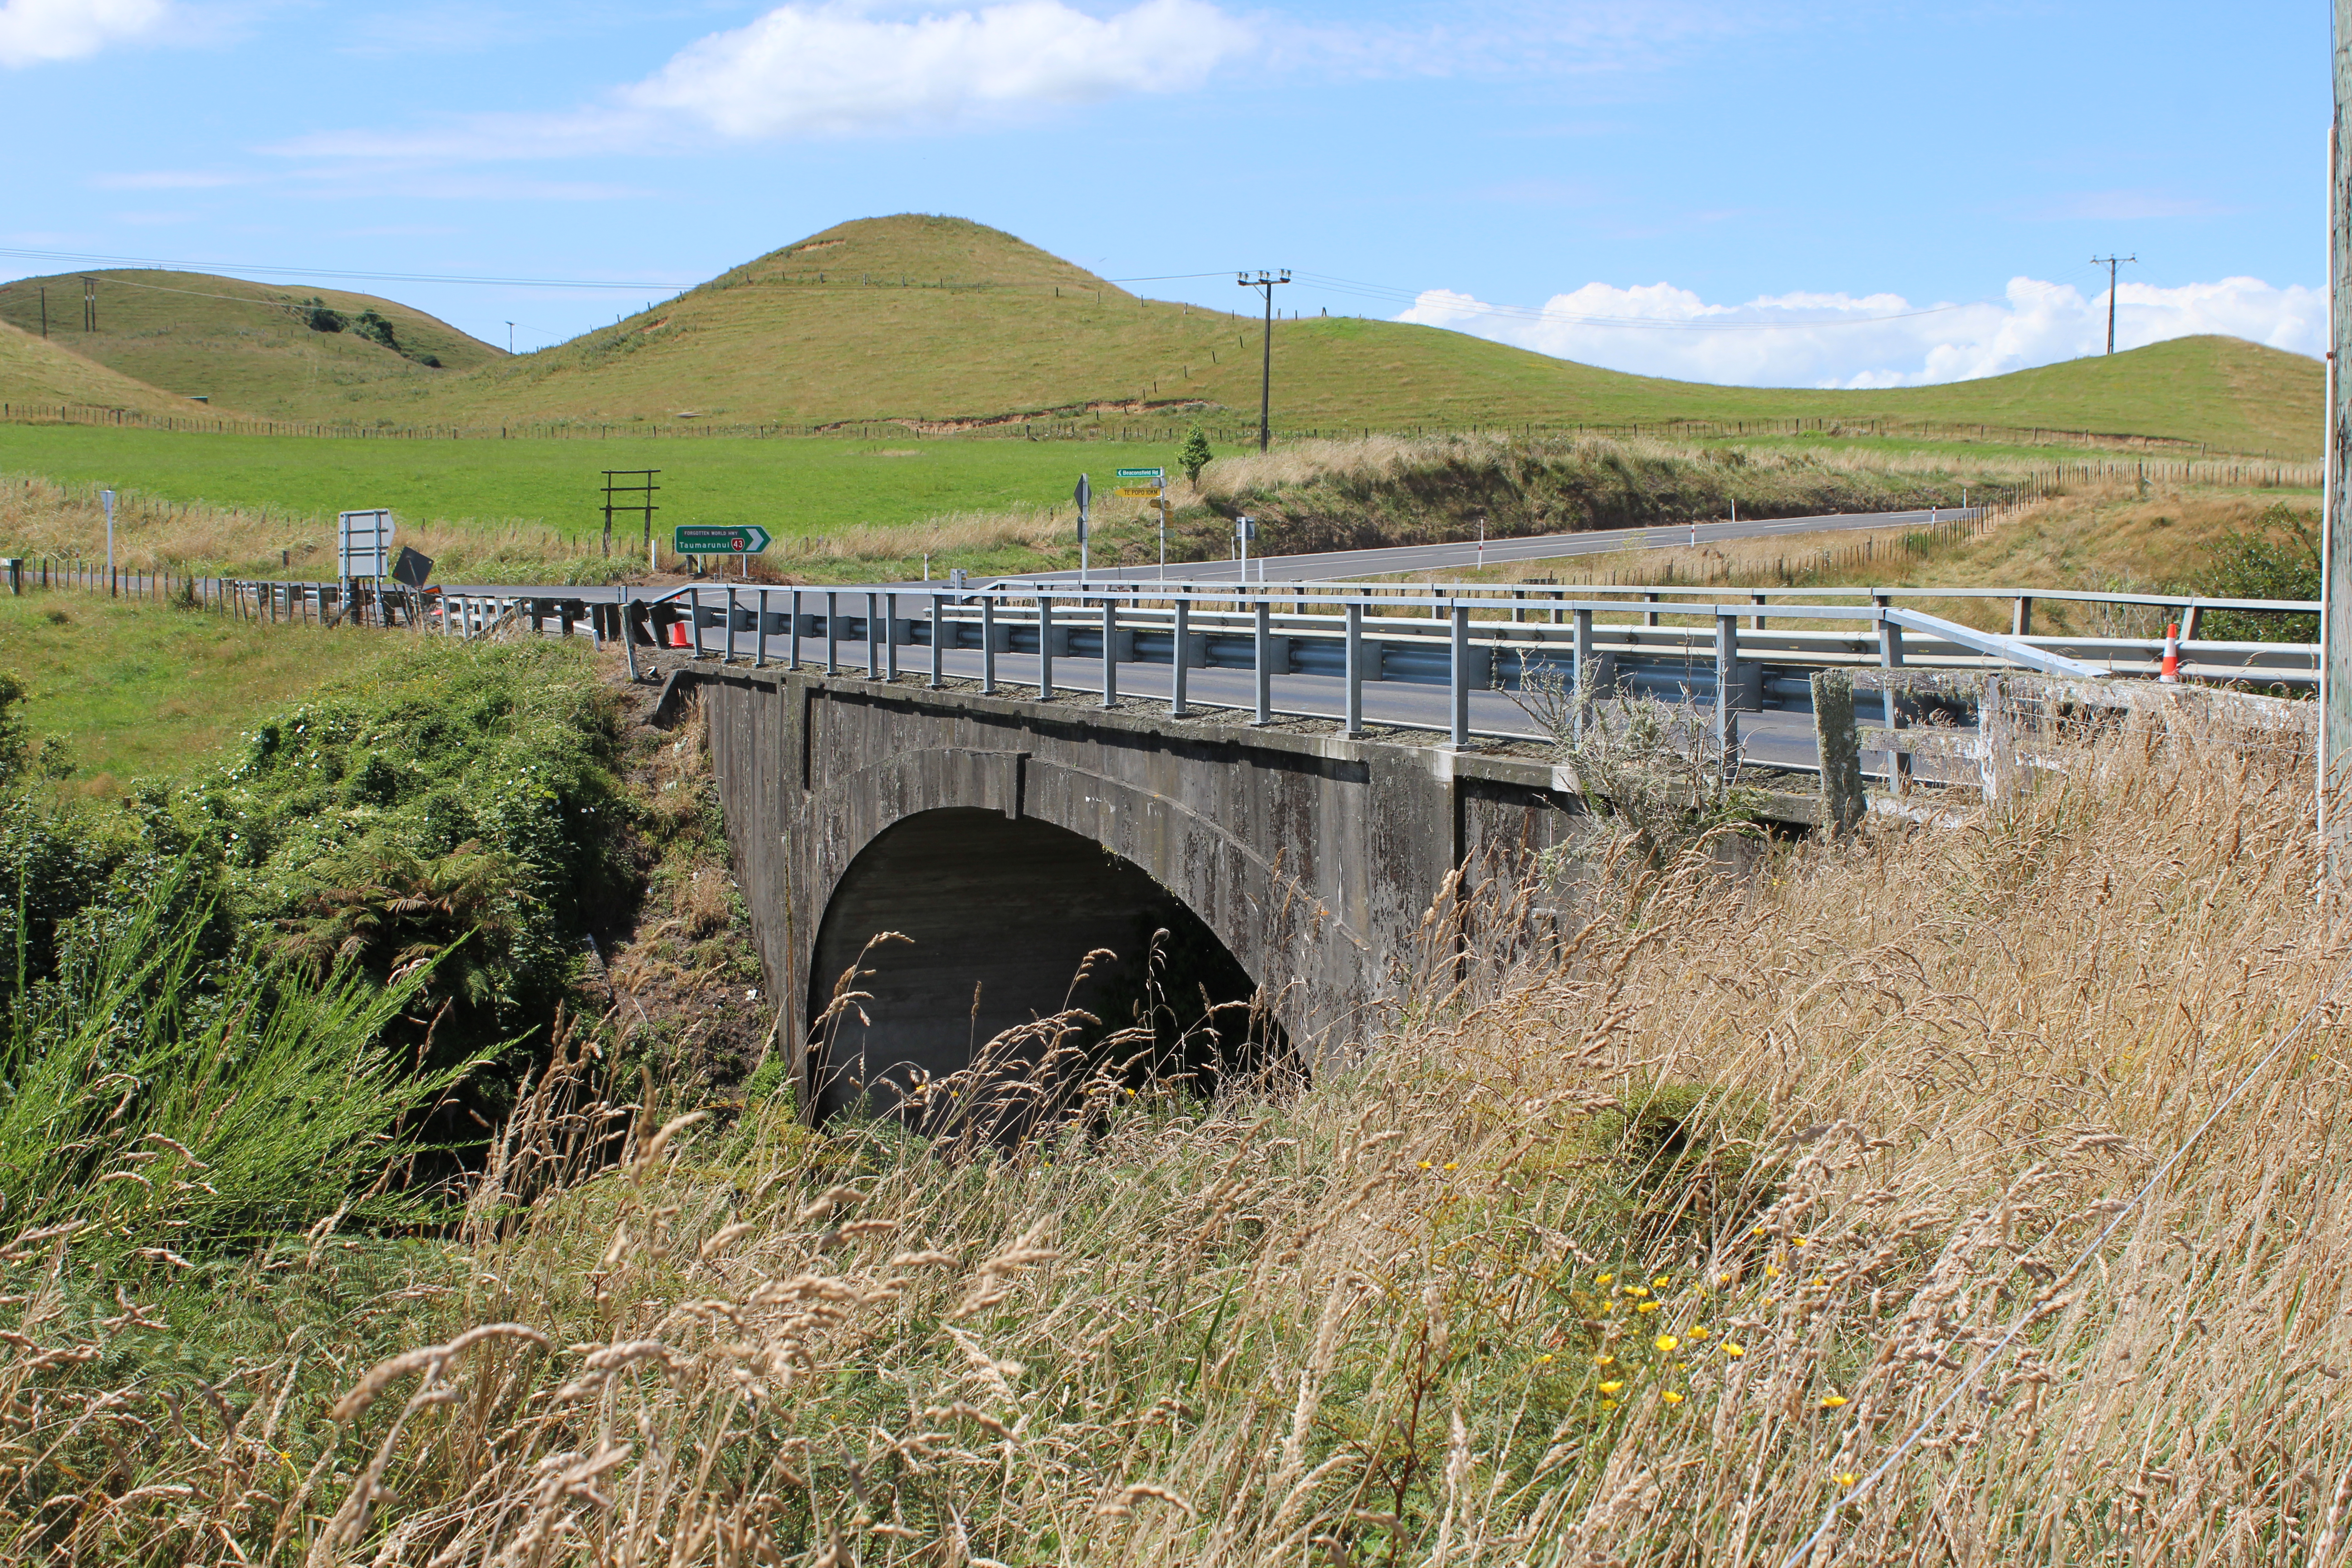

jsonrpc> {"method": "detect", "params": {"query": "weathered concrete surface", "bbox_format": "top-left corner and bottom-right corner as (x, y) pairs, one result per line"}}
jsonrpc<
(691, 669), (1608, 1116)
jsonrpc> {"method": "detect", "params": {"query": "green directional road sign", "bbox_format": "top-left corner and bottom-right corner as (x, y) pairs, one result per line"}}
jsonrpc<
(673, 524), (773, 555)
(1114, 466), (1165, 480)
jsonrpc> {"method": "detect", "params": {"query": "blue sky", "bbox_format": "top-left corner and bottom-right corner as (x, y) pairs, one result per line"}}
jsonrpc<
(0, 0), (2324, 386)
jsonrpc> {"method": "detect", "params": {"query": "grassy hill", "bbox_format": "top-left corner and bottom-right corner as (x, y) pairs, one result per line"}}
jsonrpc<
(0, 318), (207, 414)
(288, 216), (2319, 456)
(0, 218), (2321, 456)
(0, 269), (503, 417)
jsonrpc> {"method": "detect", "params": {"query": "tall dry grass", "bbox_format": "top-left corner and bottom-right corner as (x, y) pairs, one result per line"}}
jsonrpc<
(0, 473), (608, 582)
(2, 694), (2347, 1563)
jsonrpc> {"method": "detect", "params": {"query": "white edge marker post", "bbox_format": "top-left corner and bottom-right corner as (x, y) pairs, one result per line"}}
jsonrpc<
(1239, 514), (1250, 580)
(2331, 0), (2352, 891)
(103, 489), (114, 597)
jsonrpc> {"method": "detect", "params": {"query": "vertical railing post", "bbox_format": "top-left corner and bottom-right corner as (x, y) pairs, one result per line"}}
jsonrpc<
(1573, 607), (1595, 742)
(687, 586), (704, 658)
(722, 586), (738, 665)
(867, 592), (882, 679)
(1039, 593), (1056, 700)
(825, 591), (839, 675)
(2012, 594), (2033, 637)
(1879, 614), (1908, 793)
(1714, 611), (1741, 767)
(1252, 596), (1272, 725)
(981, 595), (998, 694)
(621, 588), (640, 682)
(930, 593), (946, 687)
(1448, 600), (1470, 750)
(1644, 590), (1661, 628)
(755, 588), (768, 668)
(1171, 595), (1191, 718)
(789, 589), (803, 671)
(1751, 591), (1768, 632)
(1101, 598), (1118, 707)
(884, 592), (899, 681)
(1344, 600), (1365, 737)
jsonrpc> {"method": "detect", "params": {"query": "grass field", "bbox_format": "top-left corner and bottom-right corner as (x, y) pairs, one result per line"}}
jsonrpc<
(0, 423), (1176, 550)
(0, 588), (405, 790)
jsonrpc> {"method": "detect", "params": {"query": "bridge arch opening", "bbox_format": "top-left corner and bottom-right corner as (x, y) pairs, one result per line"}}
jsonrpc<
(808, 808), (1286, 1130)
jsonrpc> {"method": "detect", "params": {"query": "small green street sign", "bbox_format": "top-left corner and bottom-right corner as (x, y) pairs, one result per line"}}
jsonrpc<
(1114, 466), (1165, 480)
(673, 524), (772, 554)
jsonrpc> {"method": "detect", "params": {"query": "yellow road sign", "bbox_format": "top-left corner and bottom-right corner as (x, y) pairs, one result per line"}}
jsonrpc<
(1116, 487), (1164, 498)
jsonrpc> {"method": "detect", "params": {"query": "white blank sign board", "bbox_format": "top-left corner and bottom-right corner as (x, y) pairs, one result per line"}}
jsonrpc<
(338, 510), (393, 578)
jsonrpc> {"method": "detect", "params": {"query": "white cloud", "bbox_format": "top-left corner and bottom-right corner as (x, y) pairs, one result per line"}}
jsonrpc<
(275, 0), (1253, 160)
(0, 0), (168, 67)
(90, 170), (250, 190)
(626, 0), (1253, 139)
(1396, 274), (2324, 388)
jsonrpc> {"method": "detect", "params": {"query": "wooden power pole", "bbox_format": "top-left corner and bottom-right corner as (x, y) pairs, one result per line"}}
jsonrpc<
(2329, 0), (2352, 883)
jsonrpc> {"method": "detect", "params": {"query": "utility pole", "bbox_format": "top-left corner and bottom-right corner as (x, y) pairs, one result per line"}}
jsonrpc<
(1237, 270), (1290, 452)
(2091, 254), (2136, 354)
(2328, 0), (2352, 884)
(506, 321), (515, 354)
(81, 276), (95, 333)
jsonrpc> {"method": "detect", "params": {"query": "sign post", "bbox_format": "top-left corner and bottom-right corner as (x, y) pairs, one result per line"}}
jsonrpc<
(102, 490), (114, 597)
(1117, 467), (1166, 580)
(338, 510), (393, 578)
(1073, 473), (1091, 587)
(1237, 514), (1257, 579)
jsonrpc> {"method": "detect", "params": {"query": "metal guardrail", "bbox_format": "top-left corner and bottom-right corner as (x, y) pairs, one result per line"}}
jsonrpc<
(12, 564), (2320, 761)
(589, 578), (2318, 755)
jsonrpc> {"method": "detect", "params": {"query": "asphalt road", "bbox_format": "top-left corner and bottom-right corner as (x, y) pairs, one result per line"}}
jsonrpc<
(698, 624), (1972, 784)
(1009, 506), (1974, 587)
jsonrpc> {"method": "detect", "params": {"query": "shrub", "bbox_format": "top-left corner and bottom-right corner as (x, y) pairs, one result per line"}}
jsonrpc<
(2190, 500), (2318, 642)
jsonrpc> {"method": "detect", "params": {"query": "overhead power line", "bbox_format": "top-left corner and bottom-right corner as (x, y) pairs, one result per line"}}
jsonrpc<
(0, 245), (677, 291)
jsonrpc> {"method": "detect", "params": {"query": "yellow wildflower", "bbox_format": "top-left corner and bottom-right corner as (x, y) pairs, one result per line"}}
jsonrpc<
(1687, 1325), (1710, 1340)
(1636, 1301), (1660, 1315)
(1593, 1354), (1615, 1367)
(1535, 1353), (1554, 1364)
(1661, 1390), (1686, 1405)
(1599, 1380), (1623, 1396)
(1794, 1235), (1811, 1247)
(1833, 1472), (1859, 1489)
(1652, 1275), (1670, 1289)
(1595, 1273), (1614, 1286)
(1654, 1335), (1679, 1353)
(1819, 1395), (1848, 1410)
(1418, 1160), (1432, 1170)
(1599, 1399), (1619, 1412)
(1443, 1161), (1458, 1171)
(1723, 1342), (1746, 1358)
(1750, 1225), (1767, 1236)
(1623, 1285), (1649, 1298)
(1716, 1271), (1733, 1286)
(1764, 1265), (1782, 1279)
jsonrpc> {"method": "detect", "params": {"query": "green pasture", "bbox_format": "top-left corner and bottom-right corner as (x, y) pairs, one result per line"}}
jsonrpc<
(0, 590), (405, 788)
(0, 424), (1182, 543)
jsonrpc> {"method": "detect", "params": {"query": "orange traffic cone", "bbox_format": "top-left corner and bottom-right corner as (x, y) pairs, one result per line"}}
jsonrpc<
(2159, 622), (2180, 683)
(665, 617), (692, 649)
